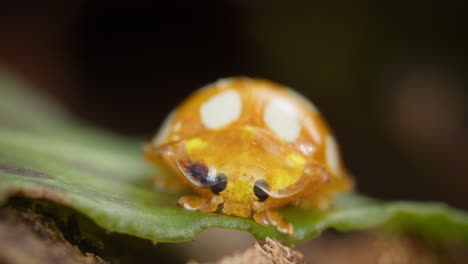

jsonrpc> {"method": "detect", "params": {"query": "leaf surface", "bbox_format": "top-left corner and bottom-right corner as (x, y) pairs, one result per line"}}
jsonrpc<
(1, 70), (468, 245)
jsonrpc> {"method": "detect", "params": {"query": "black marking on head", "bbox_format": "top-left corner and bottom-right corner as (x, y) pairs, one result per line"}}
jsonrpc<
(254, 179), (269, 202)
(188, 163), (209, 184)
(210, 173), (228, 195)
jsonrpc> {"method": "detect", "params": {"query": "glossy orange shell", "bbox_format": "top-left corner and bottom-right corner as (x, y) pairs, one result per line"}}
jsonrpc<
(145, 77), (353, 215)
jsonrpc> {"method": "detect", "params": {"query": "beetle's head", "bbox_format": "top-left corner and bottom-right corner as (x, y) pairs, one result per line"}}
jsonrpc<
(157, 128), (328, 216)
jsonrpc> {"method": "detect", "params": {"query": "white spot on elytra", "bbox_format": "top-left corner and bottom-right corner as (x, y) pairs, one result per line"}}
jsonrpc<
(197, 78), (234, 93)
(216, 78), (233, 88)
(264, 98), (302, 142)
(326, 135), (341, 177)
(153, 110), (176, 146)
(200, 90), (242, 129)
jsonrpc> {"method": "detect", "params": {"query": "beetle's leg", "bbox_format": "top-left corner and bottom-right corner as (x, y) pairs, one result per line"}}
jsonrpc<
(178, 195), (222, 212)
(266, 211), (294, 236)
(253, 210), (294, 236)
(253, 210), (269, 226)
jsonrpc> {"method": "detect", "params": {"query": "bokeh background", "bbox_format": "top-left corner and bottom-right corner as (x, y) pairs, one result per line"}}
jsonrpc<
(1, 1), (468, 262)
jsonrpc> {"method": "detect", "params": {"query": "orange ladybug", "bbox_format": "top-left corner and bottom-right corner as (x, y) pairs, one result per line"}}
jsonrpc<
(145, 77), (353, 236)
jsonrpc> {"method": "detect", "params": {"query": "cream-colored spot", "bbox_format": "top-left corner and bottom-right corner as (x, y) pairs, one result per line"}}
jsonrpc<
(200, 90), (242, 129)
(198, 78), (234, 92)
(153, 110), (176, 146)
(326, 135), (341, 177)
(264, 98), (301, 142)
(216, 78), (234, 88)
(286, 88), (319, 113)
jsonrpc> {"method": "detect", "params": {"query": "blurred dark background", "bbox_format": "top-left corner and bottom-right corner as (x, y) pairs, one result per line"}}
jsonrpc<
(1, 1), (467, 210)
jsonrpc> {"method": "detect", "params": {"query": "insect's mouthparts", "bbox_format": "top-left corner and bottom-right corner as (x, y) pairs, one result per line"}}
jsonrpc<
(222, 201), (251, 218)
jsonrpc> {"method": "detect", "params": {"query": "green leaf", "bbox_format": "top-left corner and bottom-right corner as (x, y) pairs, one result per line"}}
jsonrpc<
(1, 69), (468, 245)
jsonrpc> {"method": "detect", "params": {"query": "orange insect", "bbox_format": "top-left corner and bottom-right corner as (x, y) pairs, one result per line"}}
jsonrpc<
(145, 77), (353, 236)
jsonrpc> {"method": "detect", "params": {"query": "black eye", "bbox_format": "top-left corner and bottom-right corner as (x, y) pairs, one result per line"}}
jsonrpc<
(210, 174), (227, 195)
(254, 179), (269, 202)
(188, 163), (209, 184)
